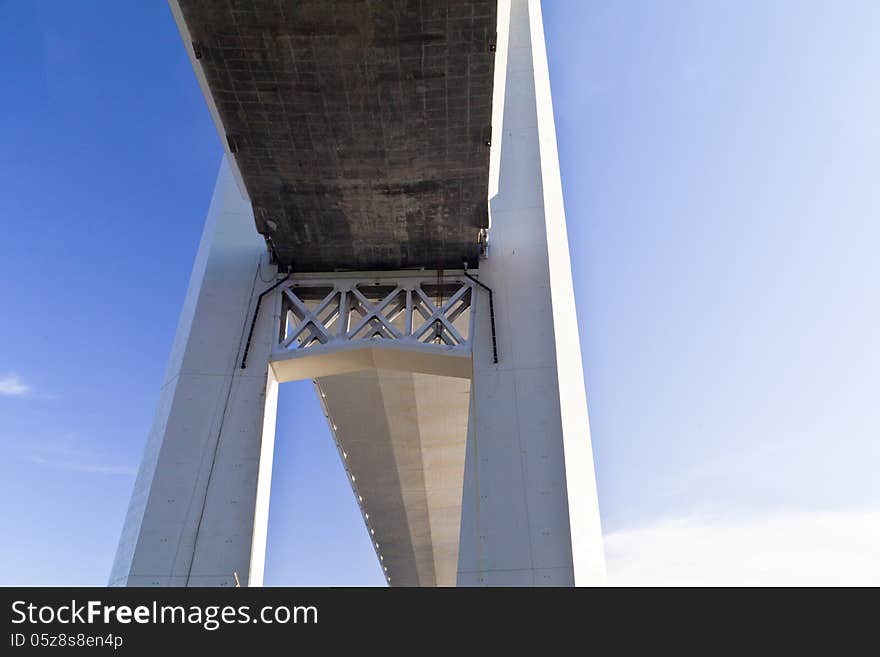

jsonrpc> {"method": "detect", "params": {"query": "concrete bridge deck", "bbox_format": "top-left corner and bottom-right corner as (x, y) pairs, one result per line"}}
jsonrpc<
(173, 0), (497, 272)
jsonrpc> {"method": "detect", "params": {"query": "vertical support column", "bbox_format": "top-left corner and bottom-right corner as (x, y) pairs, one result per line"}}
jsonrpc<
(109, 156), (278, 586)
(457, 0), (606, 586)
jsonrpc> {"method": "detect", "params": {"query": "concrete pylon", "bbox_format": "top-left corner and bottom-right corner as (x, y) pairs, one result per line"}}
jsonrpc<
(109, 159), (279, 586)
(456, 0), (605, 586)
(111, 0), (605, 587)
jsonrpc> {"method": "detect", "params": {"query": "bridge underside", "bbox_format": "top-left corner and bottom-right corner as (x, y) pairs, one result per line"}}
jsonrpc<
(174, 0), (497, 272)
(315, 370), (470, 586)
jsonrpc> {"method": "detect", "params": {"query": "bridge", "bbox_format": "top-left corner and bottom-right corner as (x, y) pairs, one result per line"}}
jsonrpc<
(111, 0), (605, 587)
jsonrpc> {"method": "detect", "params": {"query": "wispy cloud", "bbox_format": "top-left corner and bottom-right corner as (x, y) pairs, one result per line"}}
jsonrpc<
(30, 455), (137, 476)
(0, 373), (31, 397)
(605, 507), (880, 586)
(26, 433), (136, 477)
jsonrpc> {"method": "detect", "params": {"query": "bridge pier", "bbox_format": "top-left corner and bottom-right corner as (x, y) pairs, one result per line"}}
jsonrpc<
(109, 158), (278, 586)
(456, 0), (605, 586)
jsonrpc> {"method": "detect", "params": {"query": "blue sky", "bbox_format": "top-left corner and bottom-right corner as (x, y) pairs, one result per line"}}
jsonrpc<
(1, 1), (878, 586)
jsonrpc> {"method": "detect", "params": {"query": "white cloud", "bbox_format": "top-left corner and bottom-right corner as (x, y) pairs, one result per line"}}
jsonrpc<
(30, 455), (136, 476)
(25, 433), (136, 477)
(604, 507), (880, 586)
(0, 373), (30, 397)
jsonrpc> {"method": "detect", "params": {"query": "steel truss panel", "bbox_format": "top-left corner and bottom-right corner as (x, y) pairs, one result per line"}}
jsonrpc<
(271, 274), (476, 370)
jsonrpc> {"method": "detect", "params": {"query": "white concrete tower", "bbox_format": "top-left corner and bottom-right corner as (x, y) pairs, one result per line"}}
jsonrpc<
(111, 0), (605, 587)
(457, 0), (605, 586)
(109, 158), (280, 586)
